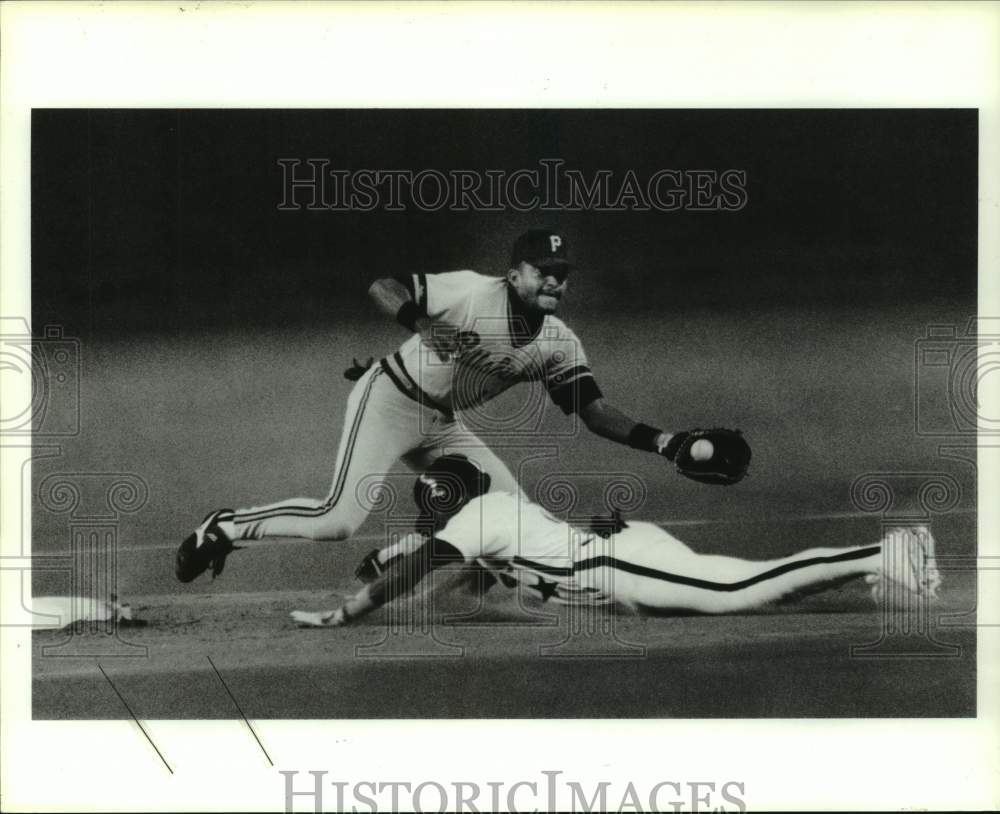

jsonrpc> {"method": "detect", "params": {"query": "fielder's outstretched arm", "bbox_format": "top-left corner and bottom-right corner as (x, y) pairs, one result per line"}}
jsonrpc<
(578, 398), (752, 485)
(292, 535), (465, 627)
(578, 397), (673, 451)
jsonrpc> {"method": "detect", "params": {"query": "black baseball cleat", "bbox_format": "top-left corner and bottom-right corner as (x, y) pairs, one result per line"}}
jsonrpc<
(175, 509), (239, 583)
(354, 548), (385, 584)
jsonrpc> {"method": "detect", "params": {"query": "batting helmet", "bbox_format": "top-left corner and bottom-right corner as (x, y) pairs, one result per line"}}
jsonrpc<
(413, 454), (491, 533)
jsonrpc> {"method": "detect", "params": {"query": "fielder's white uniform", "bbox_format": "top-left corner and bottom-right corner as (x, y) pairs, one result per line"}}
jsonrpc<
(227, 271), (600, 541)
(435, 492), (885, 613)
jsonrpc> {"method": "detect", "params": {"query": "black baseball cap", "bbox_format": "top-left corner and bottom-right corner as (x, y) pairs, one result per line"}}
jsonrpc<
(510, 229), (573, 270)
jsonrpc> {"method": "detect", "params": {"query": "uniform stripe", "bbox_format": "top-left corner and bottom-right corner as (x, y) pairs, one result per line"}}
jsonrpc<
(573, 545), (882, 592)
(512, 555), (573, 577)
(381, 354), (454, 416)
(546, 365), (591, 389)
(380, 359), (413, 401)
(394, 351), (420, 390)
(323, 366), (382, 508)
(232, 368), (381, 525)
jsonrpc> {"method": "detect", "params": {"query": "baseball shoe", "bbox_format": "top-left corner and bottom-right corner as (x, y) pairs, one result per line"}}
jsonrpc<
(354, 548), (385, 584)
(291, 608), (346, 628)
(867, 525), (942, 604)
(175, 509), (239, 583)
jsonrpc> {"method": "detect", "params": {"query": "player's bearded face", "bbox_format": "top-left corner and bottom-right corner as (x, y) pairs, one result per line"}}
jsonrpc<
(509, 263), (569, 314)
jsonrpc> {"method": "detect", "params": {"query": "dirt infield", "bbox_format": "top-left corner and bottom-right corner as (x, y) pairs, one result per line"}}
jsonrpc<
(32, 513), (977, 719)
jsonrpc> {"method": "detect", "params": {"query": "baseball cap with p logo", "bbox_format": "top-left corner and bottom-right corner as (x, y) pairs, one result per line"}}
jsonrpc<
(510, 229), (573, 270)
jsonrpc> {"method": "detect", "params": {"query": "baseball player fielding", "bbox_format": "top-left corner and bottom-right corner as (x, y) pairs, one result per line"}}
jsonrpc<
(175, 230), (750, 584)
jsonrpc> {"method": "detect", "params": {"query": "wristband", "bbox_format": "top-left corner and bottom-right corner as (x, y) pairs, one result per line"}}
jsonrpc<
(396, 301), (423, 332)
(627, 423), (663, 452)
(662, 431), (689, 461)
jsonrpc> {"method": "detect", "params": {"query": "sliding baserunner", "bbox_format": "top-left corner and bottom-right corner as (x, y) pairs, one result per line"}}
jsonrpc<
(291, 454), (941, 627)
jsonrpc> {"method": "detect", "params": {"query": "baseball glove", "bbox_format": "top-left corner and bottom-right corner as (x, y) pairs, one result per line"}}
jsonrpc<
(344, 356), (374, 381)
(663, 428), (751, 486)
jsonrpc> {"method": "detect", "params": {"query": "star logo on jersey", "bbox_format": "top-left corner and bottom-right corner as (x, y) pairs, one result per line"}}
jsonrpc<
(532, 575), (560, 602)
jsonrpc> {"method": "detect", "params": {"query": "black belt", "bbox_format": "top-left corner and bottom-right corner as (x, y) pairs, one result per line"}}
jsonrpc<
(380, 354), (455, 418)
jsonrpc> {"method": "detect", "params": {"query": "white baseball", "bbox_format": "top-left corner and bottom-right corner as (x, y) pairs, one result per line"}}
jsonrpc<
(690, 439), (714, 461)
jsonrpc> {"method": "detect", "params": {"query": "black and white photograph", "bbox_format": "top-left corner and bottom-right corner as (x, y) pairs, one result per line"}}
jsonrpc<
(28, 107), (979, 722)
(3, 2), (998, 812)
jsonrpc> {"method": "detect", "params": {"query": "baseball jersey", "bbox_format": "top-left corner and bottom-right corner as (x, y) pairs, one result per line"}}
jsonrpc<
(381, 271), (602, 414)
(437, 491), (611, 604)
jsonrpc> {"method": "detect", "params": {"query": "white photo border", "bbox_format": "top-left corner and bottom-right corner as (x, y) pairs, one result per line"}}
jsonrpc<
(2, 1), (998, 811)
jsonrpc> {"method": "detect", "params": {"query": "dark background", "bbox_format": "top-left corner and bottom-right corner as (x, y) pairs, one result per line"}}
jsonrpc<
(33, 109), (976, 336)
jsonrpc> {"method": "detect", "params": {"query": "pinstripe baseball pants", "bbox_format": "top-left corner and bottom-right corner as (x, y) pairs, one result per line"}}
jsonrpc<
(575, 521), (882, 613)
(229, 365), (521, 541)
